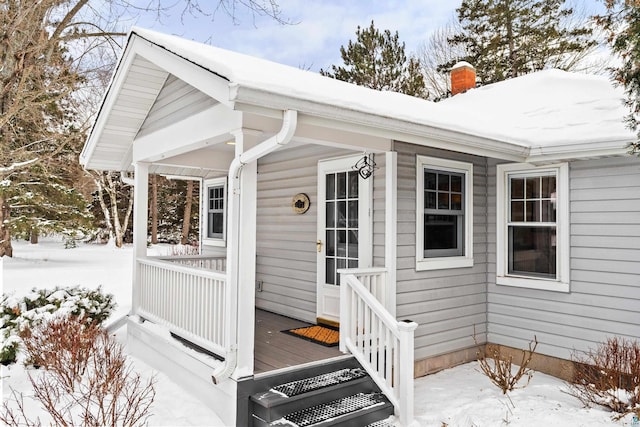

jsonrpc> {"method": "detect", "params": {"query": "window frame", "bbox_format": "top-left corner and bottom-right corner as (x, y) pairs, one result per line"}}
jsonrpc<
(416, 156), (474, 271)
(203, 177), (227, 247)
(496, 162), (570, 292)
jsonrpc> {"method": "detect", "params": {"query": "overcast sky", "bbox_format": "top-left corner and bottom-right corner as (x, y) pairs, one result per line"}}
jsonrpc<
(131, 0), (607, 72)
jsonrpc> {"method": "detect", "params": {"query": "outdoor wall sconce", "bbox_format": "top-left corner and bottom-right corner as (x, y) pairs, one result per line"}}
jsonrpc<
(353, 153), (376, 179)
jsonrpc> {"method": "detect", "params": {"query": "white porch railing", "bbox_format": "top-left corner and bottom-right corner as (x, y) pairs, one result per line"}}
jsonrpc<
(137, 257), (227, 357)
(339, 269), (418, 427)
(157, 255), (227, 272)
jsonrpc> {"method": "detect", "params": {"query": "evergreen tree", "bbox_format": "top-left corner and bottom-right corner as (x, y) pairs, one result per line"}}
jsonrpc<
(442, 0), (596, 86)
(596, 1), (640, 154)
(320, 21), (428, 99)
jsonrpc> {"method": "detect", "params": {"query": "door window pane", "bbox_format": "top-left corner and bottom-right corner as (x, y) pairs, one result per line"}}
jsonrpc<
(337, 201), (347, 227)
(337, 230), (347, 257)
(348, 171), (358, 198)
(326, 174), (335, 201)
(348, 230), (358, 258)
(326, 258), (335, 285)
(337, 172), (346, 199)
(326, 201), (335, 228)
(348, 201), (358, 228)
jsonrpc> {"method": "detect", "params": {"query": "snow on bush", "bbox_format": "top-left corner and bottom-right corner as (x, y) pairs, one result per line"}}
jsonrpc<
(1, 315), (155, 426)
(0, 286), (115, 364)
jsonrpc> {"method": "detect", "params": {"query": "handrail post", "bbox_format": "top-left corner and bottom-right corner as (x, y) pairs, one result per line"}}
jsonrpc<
(339, 274), (349, 354)
(397, 320), (418, 426)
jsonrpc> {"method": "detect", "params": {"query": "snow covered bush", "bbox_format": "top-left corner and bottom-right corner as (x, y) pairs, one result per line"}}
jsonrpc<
(1, 315), (155, 426)
(0, 286), (115, 364)
(567, 337), (640, 419)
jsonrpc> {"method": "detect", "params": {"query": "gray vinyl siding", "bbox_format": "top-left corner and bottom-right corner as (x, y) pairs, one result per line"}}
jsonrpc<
(394, 141), (488, 361)
(487, 156), (640, 359)
(137, 74), (218, 138)
(255, 145), (386, 323)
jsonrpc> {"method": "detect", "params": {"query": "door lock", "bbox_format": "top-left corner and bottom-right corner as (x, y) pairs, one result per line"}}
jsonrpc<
(317, 240), (323, 253)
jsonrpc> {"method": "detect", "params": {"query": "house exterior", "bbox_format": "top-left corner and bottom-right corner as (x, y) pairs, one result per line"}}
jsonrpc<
(80, 27), (640, 426)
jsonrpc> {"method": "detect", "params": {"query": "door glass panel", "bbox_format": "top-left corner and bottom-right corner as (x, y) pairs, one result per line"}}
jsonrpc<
(324, 171), (360, 287)
(326, 258), (335, 285)
(348, 171), (358, 198)
(337, 201), (347, 227)
(348, 230), (358, 258)
(337, 172), (346, 199)
(337, 230), (347, 257)
(326, 174), (335, 201)
(326, 201), (335, 228)
(326, 230), (335, 256)
(348, 201), (358, 228)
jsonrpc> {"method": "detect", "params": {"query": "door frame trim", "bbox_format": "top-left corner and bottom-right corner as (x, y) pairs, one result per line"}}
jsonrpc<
(316, 155), (373, 323)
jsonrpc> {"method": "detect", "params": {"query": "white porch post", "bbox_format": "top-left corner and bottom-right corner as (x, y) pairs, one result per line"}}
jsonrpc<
(132, 162), (150, 313)
(384, 151), (397, 317)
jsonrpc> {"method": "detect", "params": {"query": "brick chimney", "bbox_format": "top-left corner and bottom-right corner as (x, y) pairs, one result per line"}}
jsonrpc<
(450, 62), (476, 95)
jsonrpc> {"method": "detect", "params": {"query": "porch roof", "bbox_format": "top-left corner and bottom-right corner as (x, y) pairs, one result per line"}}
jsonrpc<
(81, 27), (634, 173)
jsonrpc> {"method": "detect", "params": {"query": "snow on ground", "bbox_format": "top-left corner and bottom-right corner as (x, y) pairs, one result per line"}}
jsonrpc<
(2, 238), (636, 426)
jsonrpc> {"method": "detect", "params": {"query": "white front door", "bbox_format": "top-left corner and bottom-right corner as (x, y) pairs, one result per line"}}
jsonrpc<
(316, 156), (372, 324)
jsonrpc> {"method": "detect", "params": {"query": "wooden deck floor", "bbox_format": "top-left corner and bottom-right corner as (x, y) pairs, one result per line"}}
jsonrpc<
(254, 309), (342, 374)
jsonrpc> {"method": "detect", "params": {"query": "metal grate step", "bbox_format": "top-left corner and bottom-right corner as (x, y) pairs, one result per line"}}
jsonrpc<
(271, 368), (367, 398)
(272, 392), (387, 427)
(365, 418), (396, 427)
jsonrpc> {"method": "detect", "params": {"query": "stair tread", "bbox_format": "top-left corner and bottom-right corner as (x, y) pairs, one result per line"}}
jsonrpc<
(266, 367), (367, 399)
(365, 418), (396, 427)
(270, 392), (389, 427)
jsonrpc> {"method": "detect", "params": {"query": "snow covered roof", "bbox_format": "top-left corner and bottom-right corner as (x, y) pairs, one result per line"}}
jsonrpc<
(81, 27), (635, 172)
(440, 69), (634, 158)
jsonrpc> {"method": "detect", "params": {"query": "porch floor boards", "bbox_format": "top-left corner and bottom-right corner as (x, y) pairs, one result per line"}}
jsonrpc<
(254, 309), (342, 374)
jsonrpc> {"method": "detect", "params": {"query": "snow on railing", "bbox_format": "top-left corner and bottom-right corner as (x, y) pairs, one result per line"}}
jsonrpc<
(137, 257), (227, 357)
(156, 255), (226, 272)
(339, 269), (418, 427)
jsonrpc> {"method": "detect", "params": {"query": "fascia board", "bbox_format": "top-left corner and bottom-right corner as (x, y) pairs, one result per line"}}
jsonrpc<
(233, 86), (529, 162)
(132, 32), (234, 108)
(526, 138), (632, 164)
(80, 33), (140, 168)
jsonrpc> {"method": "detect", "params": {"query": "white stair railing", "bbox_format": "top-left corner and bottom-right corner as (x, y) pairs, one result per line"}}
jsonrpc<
(339, 269), (417, 427)
(137, 257), (227, 357)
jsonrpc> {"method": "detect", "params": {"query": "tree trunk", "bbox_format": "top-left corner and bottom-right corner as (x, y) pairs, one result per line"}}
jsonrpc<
(0, 194), (13, 257)
(94, 172), (114, 243)
(181, 180), (194, 245)
(106, 173), (124, 248)
(150, 174), (158, 244)
(30, 229), (38, 244)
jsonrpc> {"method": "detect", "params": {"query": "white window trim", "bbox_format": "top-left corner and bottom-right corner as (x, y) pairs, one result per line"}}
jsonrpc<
(416, 156), (474, 271)
(203, 177), (227, 247)
(496, 162), (570, 292)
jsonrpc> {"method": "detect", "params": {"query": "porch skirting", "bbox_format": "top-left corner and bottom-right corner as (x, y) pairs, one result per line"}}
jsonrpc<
(126, 318), (237, 426)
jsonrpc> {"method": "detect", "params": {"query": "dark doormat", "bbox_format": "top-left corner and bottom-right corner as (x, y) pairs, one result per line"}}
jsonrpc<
(282, 324), (340, 347)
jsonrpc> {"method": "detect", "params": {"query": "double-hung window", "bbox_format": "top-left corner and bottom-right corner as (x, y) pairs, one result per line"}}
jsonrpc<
(496, 163), (569, 292)
(204, 177), (226, 245)
(416, 156), (473, 270)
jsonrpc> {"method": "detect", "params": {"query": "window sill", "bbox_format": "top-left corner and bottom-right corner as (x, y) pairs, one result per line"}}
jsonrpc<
(416, 256), (473, 271)
(496, 276), (569, 293)
(203, 238), (225, 248)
